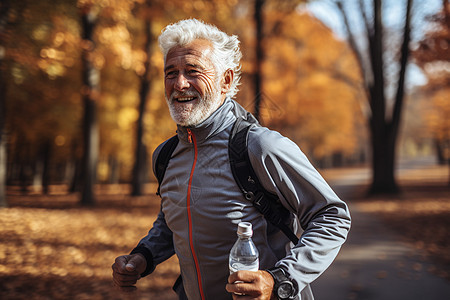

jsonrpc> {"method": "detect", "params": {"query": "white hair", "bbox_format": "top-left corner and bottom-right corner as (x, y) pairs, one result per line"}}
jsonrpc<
(158, 18), (242, 99)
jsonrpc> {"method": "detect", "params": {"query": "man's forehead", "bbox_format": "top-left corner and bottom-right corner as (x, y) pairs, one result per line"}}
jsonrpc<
(165, 39), (214, 66)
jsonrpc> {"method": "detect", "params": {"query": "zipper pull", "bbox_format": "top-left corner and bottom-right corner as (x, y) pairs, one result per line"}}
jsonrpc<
(187, 128), (193, 143)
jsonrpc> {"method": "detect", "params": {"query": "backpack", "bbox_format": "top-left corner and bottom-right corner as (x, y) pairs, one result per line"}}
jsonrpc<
(154, 109), (299, 245)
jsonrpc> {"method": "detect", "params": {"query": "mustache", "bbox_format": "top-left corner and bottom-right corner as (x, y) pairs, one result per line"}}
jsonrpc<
(169, 90), (201, 102)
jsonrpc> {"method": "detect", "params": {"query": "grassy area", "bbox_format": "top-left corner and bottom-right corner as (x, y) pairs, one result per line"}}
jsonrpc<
(0, 164), (448, 299)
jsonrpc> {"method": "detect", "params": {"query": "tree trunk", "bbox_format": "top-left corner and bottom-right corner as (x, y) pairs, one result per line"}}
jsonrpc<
(0, 0), (11, 207)
(19, 158), (29, 194)
(253, 0), (265, 121)
(69, 141), (81, 193)
(0, 132), (6, 207)
(80, 6), (100, 206)
(338, 0), (412, 194)
(367, 0), (397, 193)
(0, 70), (6, 206)
(370, 125), (398, 193)
(41, 140), (51, 194)
(435, 139), (446, 165)
(108, 156), (119, 184)
(0, 53), (6, 205)
(132, 20), (152, 196)
(32, 159), (44, 193)
(370, 0), (412, 194)
(32, 140), (51, 194)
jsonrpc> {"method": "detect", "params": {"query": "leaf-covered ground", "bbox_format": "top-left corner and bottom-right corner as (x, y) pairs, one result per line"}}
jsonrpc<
(1, 184), (179, 300)
(1, 165), (448, 299)
(353, 166), (450, 281)
(321, 163), (450, 281)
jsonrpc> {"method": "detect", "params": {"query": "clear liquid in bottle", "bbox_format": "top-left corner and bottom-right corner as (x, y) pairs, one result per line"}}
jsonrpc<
(229, 222), (259, 274)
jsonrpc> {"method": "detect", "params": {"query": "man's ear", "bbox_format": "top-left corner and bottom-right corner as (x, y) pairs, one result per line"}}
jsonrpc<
(221, 69), (234, 95)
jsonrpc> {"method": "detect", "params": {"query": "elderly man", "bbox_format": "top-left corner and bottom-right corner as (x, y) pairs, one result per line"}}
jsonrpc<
(112, 18), (351, 300)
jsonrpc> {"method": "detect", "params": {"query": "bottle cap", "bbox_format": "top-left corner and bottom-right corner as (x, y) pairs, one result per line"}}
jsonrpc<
(237, 222), (253, 237)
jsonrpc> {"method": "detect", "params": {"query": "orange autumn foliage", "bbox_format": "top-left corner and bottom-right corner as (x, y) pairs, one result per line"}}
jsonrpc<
(260, 10), (365, 159)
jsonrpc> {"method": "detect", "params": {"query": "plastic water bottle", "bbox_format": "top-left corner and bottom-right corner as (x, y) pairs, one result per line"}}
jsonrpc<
(229, 222), (259, 274)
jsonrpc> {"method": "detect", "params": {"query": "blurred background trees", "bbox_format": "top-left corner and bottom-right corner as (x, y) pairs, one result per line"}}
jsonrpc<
(413, 0), (449, 169)
(0, 0), (447, 206)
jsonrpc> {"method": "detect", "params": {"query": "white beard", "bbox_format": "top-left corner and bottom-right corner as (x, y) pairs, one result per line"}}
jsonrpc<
(166, 84), (222, 127)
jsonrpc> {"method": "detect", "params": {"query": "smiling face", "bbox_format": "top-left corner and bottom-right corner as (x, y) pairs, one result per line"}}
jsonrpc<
(164, 39), (232, 127)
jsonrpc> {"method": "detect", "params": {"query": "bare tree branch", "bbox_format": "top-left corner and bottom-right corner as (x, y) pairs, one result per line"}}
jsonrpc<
(335, 0), (371, 118)
(391, 0), (412, 128)
(368, 0), (385, 124)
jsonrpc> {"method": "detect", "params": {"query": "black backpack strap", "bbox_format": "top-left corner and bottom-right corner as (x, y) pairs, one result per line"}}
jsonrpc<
(155, 135), (179, 196)
(229, 118), (299, 245)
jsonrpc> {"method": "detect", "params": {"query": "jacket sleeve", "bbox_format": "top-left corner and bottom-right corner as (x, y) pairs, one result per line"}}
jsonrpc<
(130, 142), (176, 276)
(248, 127), (351, 294)
(131, 209), (175, 276)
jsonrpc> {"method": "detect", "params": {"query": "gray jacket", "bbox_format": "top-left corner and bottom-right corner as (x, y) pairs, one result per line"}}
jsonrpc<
(133, 98), (351, 300)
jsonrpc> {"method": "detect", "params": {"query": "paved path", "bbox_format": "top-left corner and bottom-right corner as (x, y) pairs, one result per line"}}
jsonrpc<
(311, 168), (450, 300)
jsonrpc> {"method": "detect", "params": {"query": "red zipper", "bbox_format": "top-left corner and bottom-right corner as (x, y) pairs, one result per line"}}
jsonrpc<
(186, 129), (205, 300)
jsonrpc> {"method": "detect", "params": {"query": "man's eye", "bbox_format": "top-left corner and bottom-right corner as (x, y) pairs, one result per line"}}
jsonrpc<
(188, 70), (199, 75)
(166, 71), (177, 78)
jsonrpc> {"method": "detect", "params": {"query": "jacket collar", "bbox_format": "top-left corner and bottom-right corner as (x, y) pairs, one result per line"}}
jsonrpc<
(176, 97), (236, 144)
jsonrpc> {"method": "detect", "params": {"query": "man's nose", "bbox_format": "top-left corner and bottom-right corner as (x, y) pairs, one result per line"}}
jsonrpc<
(174, 73), (190, 91)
